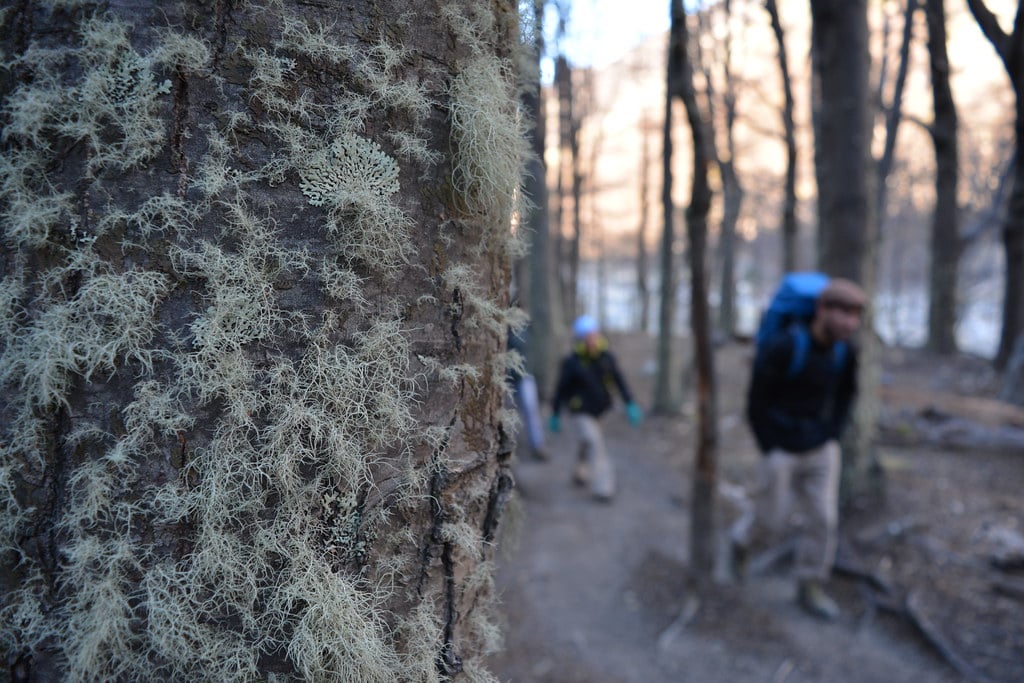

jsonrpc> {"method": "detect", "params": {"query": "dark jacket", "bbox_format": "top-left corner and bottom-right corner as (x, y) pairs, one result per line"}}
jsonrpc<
(552, 342), (633, 418)
(506, 327), (528, 385)
(746, 326), (858, 454)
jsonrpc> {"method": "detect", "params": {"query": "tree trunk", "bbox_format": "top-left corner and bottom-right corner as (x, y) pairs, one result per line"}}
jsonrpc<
(522, 0), (562, 397)
(925, 0), (961, 355)
(875, 0), (914, 350)
(637, 114), (654, 334)
(676, 0), (719, 581)
(965, 0), (1024, 369)
(765, 0), (799, 273)
(810, 0), (882, 504)
(555, 55), (578, 322)
(0, 1), (521, 679)
(654, 0), (684, 415)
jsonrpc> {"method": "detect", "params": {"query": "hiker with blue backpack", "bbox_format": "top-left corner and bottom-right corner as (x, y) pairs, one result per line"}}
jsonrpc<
(730, 273), (866, 620)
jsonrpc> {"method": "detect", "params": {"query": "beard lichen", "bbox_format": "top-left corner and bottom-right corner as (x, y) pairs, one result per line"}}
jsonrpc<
(0, 1), (525, 680)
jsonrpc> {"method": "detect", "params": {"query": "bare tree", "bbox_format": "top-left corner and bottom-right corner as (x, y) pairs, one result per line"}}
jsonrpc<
(555, 54), (583, 321)
(520, 0), (563, 395)
(678, 4), (719, 581)
(874, 0), (915, 349)
(810, 0), (881, 501)
(964, 0), (1024, 369)
(0, 1), (523, 679)
(637, 112), (655, 334)
(925, 0), (961, 355)
(875, 0), (915, 230)
(695, 0), (745, 340)
(654, 0), (687, 414)
(765, 0), (800, 272)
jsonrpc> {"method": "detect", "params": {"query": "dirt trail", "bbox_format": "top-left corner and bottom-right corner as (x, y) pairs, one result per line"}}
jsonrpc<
(487, 333), (1022, 683)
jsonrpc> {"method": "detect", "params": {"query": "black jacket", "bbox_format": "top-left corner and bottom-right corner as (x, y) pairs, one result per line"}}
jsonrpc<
(746, 327), (858, 454)
(552, 344), (633, 418)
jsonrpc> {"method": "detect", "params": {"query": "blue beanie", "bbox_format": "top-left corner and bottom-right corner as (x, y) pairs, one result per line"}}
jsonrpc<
(572, 314), (600, 339)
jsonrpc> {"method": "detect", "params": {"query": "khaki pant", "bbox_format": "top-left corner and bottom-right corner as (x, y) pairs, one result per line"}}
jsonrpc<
(572, 414), (615, 499)
(732, 440), (840, 580)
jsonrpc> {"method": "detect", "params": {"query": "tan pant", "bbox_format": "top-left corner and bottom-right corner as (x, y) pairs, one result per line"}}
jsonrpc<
(572, 414), (615, 499)
(732, 440), (840, 580)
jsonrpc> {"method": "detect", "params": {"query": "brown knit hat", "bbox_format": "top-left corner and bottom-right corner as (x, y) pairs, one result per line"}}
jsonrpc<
(819, 278), (867, 310)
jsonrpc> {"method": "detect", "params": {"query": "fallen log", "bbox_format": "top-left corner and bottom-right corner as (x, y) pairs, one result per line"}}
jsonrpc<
(880, 384), (1024, 429)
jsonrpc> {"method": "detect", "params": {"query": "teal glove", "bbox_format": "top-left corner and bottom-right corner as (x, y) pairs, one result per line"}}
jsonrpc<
(626, 402), (643, 426)
(548, 414), (561, 433)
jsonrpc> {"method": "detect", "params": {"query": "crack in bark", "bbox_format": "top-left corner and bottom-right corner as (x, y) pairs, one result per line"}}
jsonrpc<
(449, 288), (463, 352)
(211, 0), (230, 68)
(414, 415), (464, 679)
(170, 66), (190, 199)
(481, 421), (513, 550)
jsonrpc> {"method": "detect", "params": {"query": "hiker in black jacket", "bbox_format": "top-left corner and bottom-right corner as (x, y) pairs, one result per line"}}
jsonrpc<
(732, 278), (866, 620)
(550, 315), (642, 502)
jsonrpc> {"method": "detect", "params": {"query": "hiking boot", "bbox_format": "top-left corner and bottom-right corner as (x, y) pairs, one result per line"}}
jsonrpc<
(531, 447), (550, 461)
(730, 540), (749, 582)
(798, 581), (840, 621)
(572, 461), (589, 487)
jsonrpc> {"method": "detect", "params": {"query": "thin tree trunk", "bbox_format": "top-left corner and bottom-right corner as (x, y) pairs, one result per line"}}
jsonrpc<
(654, 0), (684, 415)
(522, 0), (561, 395)
(925, 0), (961, 355)
(876, 0), (915, 229)
(674, 0), (718, 581)
(697, 0), (744, 340)
(0, 1), (521, 679)
(765, 0), (799, 272)
(964, 0), (1024, 369)
(637, 114), (653, 334)
(556, 55), (576, 322)
(876, 0), (914, 350)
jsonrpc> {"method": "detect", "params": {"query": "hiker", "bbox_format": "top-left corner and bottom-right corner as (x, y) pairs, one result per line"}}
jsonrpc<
(507, 323), (548, 461)
(731, 276), (866, 620)
(549, 314), (642, 502)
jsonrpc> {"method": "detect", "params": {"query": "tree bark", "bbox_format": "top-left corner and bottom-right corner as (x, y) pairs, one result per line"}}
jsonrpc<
(0, 1), (521, 679)
(925, 0), (961, 355)
(673, 0), (718, 581)
(810, 0), (882, 504)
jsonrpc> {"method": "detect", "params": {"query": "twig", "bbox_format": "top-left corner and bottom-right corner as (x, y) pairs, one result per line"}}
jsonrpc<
(992, 576), (1024, 601)
(904, 590), (994, 683)
(771, 657), (796, 683)
(656, 594), (701, 651)
(833, 556), (896, 597)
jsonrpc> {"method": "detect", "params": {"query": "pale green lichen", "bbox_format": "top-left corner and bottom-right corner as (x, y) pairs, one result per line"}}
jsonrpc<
(300, 134), (400, 208)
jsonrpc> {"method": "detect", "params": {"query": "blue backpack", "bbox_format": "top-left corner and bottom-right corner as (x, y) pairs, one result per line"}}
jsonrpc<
(755, 272), (847, 377)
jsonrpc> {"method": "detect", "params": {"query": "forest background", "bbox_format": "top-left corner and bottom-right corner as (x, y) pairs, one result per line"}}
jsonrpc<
(530, 0), (1013, 362)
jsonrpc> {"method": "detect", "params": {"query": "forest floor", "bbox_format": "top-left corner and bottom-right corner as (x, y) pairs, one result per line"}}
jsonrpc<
(486, 332), (1024, 683)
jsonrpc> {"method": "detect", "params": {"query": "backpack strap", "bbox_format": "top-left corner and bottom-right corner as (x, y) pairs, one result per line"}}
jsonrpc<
(787, 325), (811, 378)
(787, 326), (848, 377)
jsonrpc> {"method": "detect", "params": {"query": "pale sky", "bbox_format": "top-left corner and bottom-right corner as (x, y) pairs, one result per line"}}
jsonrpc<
(546, 0), (670, 70)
